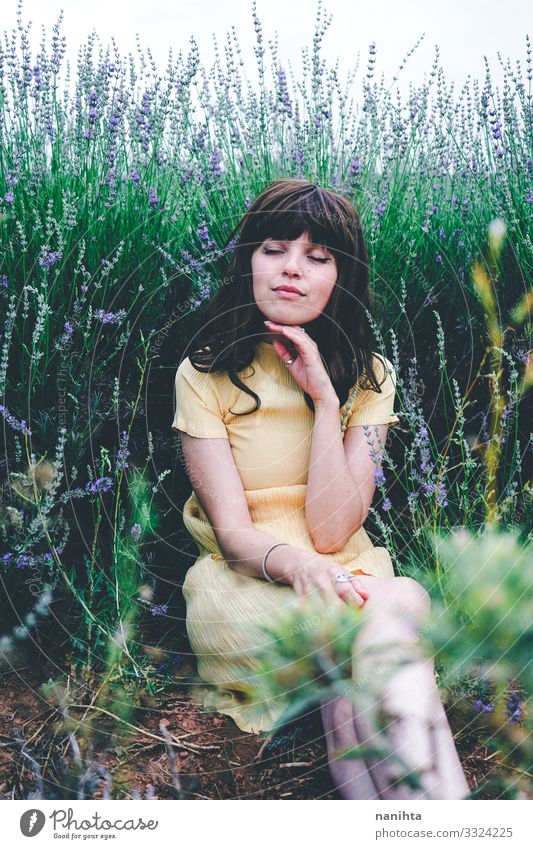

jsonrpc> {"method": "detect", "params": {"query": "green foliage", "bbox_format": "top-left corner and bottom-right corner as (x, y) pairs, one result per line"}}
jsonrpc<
(428, 527), (533, 690)
(246, 594), (365, 727)
(425, 526), (532, 796)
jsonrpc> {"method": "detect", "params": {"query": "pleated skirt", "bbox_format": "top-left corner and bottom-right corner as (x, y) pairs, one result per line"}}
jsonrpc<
(181, 484), (395, 734)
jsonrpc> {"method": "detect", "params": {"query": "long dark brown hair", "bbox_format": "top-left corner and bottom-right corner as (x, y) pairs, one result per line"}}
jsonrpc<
(186, 178), (386, 414)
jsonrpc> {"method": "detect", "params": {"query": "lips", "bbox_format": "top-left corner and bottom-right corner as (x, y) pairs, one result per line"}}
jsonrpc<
(273, 285), (303, 295)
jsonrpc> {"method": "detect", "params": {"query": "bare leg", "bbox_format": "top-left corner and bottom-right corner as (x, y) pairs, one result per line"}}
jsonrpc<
(320, 696), (379, 799)
(320, 576), (469, 800)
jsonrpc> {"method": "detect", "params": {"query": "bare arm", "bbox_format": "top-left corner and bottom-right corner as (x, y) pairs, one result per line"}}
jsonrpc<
(178, 431), (366, 607)
(179, 431), (313, 583)
(305, 403), (390, 554)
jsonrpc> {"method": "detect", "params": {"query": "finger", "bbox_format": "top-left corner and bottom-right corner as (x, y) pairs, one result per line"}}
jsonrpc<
(348, 579), (369, 601)
(316, 576), (344, 609)
(266, 322), (312, 352)
(336, 585), (365, 608)
(271, 339), (292, 359)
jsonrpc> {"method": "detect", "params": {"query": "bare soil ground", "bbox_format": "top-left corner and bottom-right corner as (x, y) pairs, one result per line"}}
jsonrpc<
(0, 663), (516, 800)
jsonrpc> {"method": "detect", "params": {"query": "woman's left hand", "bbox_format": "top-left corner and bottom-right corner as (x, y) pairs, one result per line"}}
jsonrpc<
(264, 320), (339, 405)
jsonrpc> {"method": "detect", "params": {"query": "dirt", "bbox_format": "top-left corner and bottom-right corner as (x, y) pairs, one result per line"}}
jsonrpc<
(0, 663), (520, 800)
(0, 663), (336, 800)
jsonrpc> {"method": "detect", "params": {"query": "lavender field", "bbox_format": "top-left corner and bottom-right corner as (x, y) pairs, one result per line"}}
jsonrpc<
(0, 0), (531, 799)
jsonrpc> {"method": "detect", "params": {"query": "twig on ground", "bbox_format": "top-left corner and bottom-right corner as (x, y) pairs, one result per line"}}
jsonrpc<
(159, 721), (185, 799)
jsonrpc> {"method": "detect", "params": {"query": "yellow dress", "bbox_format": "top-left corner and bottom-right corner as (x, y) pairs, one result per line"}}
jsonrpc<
(171, 342), (400, 733)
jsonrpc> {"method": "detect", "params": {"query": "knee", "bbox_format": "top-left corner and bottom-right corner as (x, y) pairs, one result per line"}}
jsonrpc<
(393, 576), (431, 621)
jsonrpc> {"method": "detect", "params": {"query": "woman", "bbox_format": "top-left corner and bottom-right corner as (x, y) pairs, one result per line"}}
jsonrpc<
(172, 178), (469, 799)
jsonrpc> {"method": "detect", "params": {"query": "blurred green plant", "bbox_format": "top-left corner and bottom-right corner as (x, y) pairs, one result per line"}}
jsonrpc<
(425, 526), (532, 798)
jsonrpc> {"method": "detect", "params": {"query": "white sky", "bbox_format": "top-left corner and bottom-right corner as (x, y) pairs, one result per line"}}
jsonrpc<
(2, 0), (531, 99)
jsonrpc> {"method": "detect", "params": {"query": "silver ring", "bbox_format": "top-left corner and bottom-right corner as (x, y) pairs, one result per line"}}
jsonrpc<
(300, 327), (306, 333)
(285, 358), (294, 367)
(334, 572), (352, 583)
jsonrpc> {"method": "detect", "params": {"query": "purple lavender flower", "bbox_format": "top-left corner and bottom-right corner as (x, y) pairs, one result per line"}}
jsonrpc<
(150, 604), (168, 616)
(208, 146), (224, 178)
(108, 113), (121, 131)
(4, 191), (14, 204)
(180, 250), (203, 276)
(435, 479), (448, 508)
(506, 691), (524, 724)
(130, 170), (140, 183)
(374, 467), (386, 487)
(292, 146), (305, 169)
(116, 431), (130, 473)
(148, 187), (160, 207)
(382, 497), (392, 511)
(475, 699), (494, 713)
(1, 276), (8, 288)
(39, 249), (62, 269)
(130, 523), (142, 542)
(375, 201), (387, 217)
(156, 653), (182, 672)
(275, 65), (292, 115)
(435, 254), (443, 264)
(85, 476), (113, 495)
(196, 222), (216, 251)
(0, 404), (32, 436)
(224, 235), (239, 256)
(94, 308), (127, 325)
(16, 553), (33, 568)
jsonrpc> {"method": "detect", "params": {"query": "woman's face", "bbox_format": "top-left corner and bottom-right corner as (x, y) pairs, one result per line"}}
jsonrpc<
(251, 230), (338, 326)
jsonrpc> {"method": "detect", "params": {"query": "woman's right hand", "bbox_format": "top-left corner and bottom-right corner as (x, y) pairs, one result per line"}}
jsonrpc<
(289, 552), (369, 609)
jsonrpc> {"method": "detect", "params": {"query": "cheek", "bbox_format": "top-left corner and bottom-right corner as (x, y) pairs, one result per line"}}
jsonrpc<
(251, 255), (267, 286)
(313, 275), (337, 307)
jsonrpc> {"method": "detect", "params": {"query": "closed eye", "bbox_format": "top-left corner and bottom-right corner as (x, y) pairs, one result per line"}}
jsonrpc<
(262, 248), (331, 263)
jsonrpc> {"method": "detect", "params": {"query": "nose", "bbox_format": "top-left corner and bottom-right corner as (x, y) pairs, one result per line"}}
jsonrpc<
(281, 249), (303, 278)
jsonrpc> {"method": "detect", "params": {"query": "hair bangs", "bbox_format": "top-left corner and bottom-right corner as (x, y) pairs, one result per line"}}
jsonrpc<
(246, 187), (352, 257)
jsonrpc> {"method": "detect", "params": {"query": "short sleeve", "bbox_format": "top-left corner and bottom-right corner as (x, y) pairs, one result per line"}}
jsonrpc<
(171, 358), (228, 439)
(345, 355), (400, 429)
